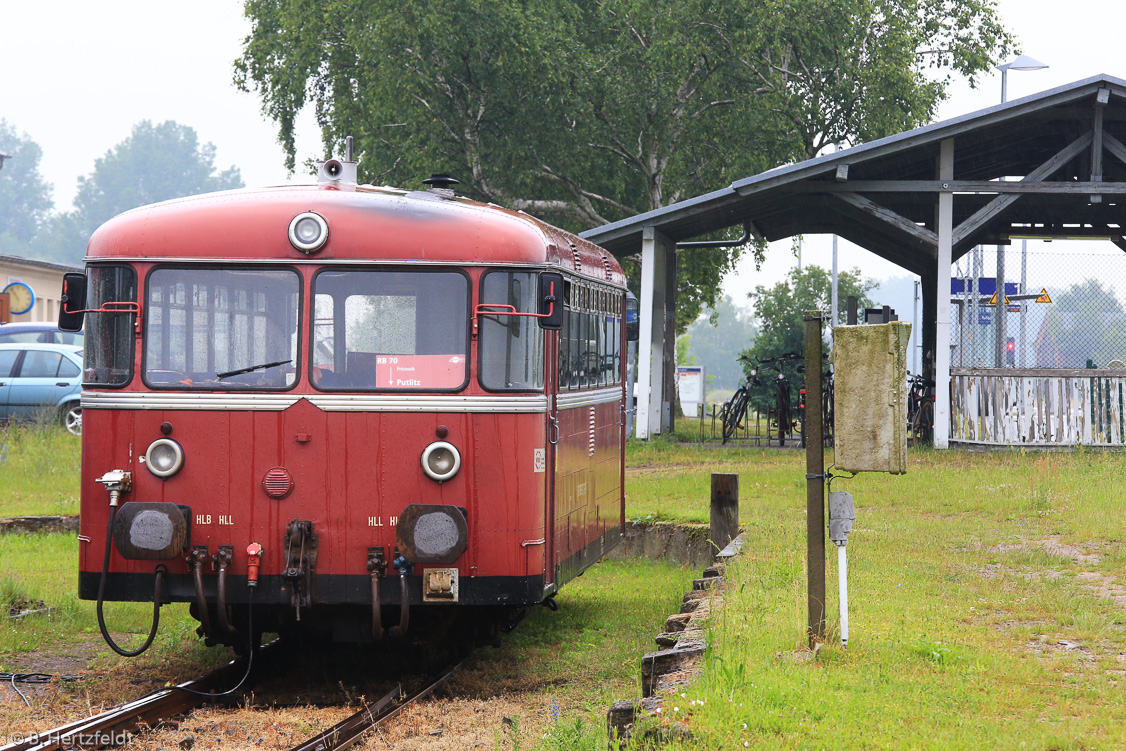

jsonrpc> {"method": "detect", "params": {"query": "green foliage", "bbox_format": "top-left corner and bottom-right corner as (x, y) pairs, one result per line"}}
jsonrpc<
(0, 120), (54, 252)
(237, 0), (1012, 328)
(681, 295), (757, 392)
(908, 635), (967, 666)
(742, 264), (875, 411)
(32, 121), (244, 264)
(1038, 279), (1126, 368)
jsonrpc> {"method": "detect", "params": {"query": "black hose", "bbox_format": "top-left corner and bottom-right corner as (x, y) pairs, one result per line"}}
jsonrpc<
(371, 573), (383, 641)
(172, 587), (256, 698)
(216, 561), (237, 634)
(96, 505), (164, 657)
(192, 557), (213, 637)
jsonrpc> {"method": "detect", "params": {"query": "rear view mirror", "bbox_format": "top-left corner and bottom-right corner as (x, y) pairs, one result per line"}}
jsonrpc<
(58, 272), (87, 332)
(625, 292), (639, 341)
(538, 272), (564, 330)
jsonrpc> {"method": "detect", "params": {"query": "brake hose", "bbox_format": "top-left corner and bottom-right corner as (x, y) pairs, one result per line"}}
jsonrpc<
(96, 504), (164, 657)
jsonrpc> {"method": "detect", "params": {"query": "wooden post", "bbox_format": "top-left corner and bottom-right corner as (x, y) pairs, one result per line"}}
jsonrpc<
(710, 473), (738, 551)
(804, 312), (826, 645)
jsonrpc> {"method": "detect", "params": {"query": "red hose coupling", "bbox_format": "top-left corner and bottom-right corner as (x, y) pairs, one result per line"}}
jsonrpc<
(246, 542), (264, 587)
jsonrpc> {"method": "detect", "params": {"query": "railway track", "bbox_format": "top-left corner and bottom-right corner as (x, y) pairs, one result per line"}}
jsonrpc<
(2, 643), (461, 751)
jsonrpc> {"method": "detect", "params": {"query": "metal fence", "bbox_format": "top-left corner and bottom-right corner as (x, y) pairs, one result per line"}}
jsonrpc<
(951, 243), (1126, 370)
(949, 242), (1126, 446)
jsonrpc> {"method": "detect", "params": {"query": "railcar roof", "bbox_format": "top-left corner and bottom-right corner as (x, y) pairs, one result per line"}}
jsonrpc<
(85, 184), (624, 286)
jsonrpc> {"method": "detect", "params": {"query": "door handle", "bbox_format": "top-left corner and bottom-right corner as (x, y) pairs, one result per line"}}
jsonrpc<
(56, 382), (69, 387)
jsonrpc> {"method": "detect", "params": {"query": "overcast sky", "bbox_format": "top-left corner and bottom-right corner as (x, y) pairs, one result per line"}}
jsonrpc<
(1, 0), (1121, 307)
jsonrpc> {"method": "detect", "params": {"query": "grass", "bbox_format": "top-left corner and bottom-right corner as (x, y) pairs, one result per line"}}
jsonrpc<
(458, 558), (694, 749)
(0, 531), (204, 656)
(625, 435), (799, 523)
(0, 421), (81, 517)
(618, 443), (1126, 749)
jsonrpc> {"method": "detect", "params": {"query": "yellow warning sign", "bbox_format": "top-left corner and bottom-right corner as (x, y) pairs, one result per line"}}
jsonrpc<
(987, 292), (1011, 305)
(1035, 288), (1052, 304)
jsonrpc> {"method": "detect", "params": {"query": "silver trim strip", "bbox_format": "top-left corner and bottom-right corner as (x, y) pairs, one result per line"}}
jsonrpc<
(310, 395), (548, 413)
(556, 386), (624, 410)
(82, 393), (301, 411)
(81, 391), (549, 413)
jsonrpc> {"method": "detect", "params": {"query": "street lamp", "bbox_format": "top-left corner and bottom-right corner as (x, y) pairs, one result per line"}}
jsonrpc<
(997, 55), (1049, 104)
(994, 55), (1048, 367)
(0, 152), (10, 171)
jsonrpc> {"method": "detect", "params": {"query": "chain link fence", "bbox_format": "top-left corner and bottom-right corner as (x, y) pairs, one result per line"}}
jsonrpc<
(951, 242), (1126, 370)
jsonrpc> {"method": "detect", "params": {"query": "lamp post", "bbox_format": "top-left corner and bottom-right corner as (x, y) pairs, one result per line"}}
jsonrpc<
(998, 55), (1049, 104)
(994, 55), (1048, 367)
(0, 152), (11, 171)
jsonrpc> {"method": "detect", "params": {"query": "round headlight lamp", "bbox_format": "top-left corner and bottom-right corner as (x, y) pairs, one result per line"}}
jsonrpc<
(421, 441), (461, 482)
(144, 438), (185, 478)
(288, 211), (329, 253)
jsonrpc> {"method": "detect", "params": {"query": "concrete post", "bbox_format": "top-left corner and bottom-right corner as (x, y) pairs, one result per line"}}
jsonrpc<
(637, 226), (673, 438)
(934, 138), (954, 448)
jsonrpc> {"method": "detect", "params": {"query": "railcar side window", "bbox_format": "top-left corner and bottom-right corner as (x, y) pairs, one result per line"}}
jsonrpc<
(479, 271), (545, 391)
(84, 265), (136, 386)
(558, 281), (622, 391)
(144, 268), (300, 390)
(312, 270), (469, 391)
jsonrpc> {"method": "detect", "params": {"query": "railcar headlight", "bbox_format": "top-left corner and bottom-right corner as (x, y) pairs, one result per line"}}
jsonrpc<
(288, 211), (329, 253)
(421, 441), (461, 482)
(144, 438), (184, 478)
(396, 504), (469, 564)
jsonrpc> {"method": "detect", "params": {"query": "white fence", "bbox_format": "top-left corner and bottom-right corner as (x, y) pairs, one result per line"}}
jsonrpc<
(950, 368), (1126, 446)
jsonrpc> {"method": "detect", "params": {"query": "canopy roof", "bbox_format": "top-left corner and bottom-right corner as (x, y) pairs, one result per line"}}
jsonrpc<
(582, 74), (1126, 277)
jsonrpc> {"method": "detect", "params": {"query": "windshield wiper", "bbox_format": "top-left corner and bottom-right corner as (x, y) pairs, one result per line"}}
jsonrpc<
(216, 359), (293, 380)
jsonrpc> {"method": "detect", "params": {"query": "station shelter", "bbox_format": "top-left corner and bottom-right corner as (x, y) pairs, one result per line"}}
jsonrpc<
(581, 75), (1126, 448)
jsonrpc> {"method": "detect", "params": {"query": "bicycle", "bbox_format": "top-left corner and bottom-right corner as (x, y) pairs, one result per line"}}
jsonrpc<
(759, 353), (802, 447)
(721, 356), (759, 444)
(822, 369), (834, 445)
(906, 371), (934, 446)
(797, 355), (832, 449)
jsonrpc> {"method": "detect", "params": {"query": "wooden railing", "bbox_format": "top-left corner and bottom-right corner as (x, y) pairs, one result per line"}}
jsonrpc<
(949, 367), (1126, 446)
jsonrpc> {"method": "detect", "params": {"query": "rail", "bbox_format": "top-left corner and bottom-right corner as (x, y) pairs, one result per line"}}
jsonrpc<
(950, 367), (1126, 446)
(1, 643), (274, 751)
(3, 644), (461, 751)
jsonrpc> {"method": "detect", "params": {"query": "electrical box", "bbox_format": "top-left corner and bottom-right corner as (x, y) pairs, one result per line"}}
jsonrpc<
(832, 321), (911, 474)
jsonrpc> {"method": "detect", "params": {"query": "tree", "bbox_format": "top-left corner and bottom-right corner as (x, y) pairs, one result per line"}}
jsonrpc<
(236, 0), (1012, 327)
(680, 296), (758, 392)
(741, 265), (875, 412)
(1038, 280), (1126, 368)
(33, 121), (244, 264)
(0, 120), (54, 255)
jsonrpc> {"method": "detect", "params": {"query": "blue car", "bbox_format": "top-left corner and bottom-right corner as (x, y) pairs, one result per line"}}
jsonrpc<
(0, 343), (83, 434)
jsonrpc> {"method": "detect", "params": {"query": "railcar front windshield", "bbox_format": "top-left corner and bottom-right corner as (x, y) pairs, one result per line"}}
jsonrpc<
(312, 269), (469, 391)
(144, 267), (301, 390)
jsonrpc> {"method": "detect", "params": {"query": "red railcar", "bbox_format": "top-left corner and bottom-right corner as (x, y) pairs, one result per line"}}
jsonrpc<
(62, 159), (634, 651)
